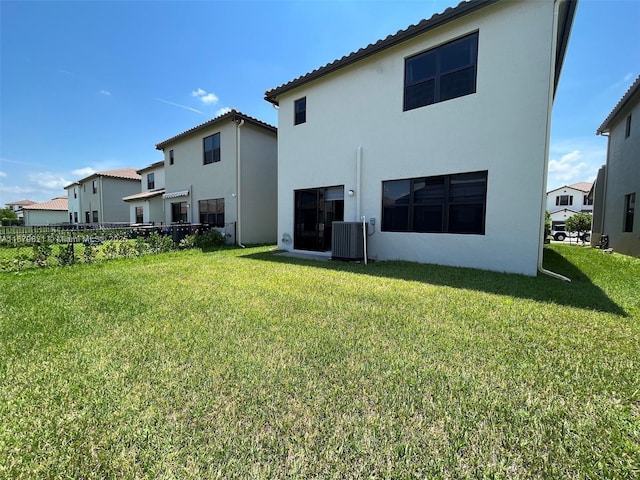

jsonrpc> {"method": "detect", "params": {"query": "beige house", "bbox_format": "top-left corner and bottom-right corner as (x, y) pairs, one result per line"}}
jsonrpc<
(22, 197), (69, 226)
(592, 75), (640, 257)
(65, 168), (141, 225)
(265, 0), (577, 275)
(155, 109), (278, 245)
(123, 161), (165, 224)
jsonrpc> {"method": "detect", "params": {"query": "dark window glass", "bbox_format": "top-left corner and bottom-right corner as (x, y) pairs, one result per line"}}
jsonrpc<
(171, 202), (188, 223)
(294, 97), (306, 125)
(147, 173), (155, 190)
(203, 133), (221, 165)
(85, 211), (90, 223)
(74, 212), (78, 223)
(169, 149), (174, 165)
(624, 192), (635, 232)
(382, 171), (487, 234)
(404, 32), (478, 111)
(626, 114), (632, 138)
(92, 210), (98, 223)
(135, 206), (144, 223)
(92, 180), (98, 194)
(199, 198), (225, 227)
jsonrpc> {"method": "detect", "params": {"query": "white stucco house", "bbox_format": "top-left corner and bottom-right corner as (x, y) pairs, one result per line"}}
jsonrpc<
(22, 197), (68, 226)
(65, 168), (142, 225)
(265, 0), (577, 276)
(122, 160), (165, 225)
(155, 109), (278, 245)
(592, 75), (640, 257)
(5, 199), (36, 220)
(546, 181), (593, 231)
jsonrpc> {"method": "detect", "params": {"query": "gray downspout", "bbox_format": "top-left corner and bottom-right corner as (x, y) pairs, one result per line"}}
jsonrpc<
(236, 118), (245, 247)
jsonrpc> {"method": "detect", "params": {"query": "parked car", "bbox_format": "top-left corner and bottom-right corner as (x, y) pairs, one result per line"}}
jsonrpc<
(550, 229), (590, 242)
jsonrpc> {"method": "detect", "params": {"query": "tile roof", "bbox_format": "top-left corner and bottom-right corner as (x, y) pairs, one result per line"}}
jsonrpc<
(137, 160), (165, 174)
(568, 181), (594, 192)
(22, 197), (68, 211)
(265, 0), (576, 103)
(123, 188), (166, 202)
(5, 199), (37, 206)
(597, 75), (640, 134)
(65, 168), (142, 189)
(155, 109), (277, 150)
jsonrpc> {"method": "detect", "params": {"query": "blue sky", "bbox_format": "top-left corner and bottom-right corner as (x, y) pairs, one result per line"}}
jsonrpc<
(1, 0), (638, 204)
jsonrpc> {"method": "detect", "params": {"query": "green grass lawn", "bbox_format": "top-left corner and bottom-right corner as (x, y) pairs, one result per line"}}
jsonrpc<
(1, 244), (638, 479)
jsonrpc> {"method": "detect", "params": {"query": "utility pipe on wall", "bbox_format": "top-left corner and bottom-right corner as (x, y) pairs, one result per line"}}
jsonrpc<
(236, 118), (245, 247)
(356, 145), (363, 221)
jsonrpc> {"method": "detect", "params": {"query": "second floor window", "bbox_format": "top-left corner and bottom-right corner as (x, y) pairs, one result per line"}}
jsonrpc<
(92, 180), (98, 194)
(583, 195), (593, 206)
(294, 97), (306, 125)
(169, 149), (174, 165)
(404, 32), (478, 112)
(626, 113), (632, 138)
(556, 195), (573, 206)
(73, 188), (77, 198)
(203, 133), (221, 165)
(147, 173), (155, 190)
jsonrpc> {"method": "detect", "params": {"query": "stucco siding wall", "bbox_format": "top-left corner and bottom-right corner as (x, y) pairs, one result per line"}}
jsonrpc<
(239, 124), (278, 244)
(602, 98), (640, 257)
(276, 0), (556, 275)
(101, 178), (141, 223)
(23, 210), (68, 226)
(162, 122), (238, 225)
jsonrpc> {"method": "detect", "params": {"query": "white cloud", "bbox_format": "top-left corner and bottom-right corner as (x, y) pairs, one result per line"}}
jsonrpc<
(27, 172), (70, 190)
(72, 167), (96, 177)
(0, 171), (6, 178)
(547, 137), (607, 190)
(0, 184), (35, 196)
(99, 90), (112, 96)
(215, 107), (232, 117)
(191, 88), (219, 106)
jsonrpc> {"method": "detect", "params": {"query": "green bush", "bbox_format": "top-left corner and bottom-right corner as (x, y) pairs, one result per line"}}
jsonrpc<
(31, 242), (52, 268)
(147, 232), (174, 254)
(55, 243), (76, 266)
(194, 230), (225, 249)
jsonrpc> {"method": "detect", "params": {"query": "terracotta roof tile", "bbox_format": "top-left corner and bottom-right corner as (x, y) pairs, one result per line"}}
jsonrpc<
(5, 199), (37, 206)
(155, 109), (276, 150)
(568, 181), (593, 192)
(22, 197), (68, 211)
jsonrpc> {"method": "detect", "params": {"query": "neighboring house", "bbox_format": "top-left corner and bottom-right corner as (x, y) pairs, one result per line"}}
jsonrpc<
(155, 109), (278, 245)
(592, 75), (640, 257)
(265, 0), (577, 275)
(22, 197), (68, 226)
(546, 182), (593, 230)
(5, 199), (36, 219)
(122, 160), (165, 224)
(64, 168), (141, 225)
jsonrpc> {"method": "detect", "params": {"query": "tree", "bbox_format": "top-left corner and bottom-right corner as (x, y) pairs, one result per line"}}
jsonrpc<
(544, 211), (551, 242)
(565, 213), (592, 243)
(0, 207), (18, 220)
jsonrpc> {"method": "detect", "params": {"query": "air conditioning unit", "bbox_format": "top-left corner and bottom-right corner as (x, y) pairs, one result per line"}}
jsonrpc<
(332, 222), (364, 261)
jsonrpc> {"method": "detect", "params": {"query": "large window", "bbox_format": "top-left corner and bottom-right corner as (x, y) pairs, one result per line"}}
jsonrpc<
(404, 32), (478, 111)
(171, 202), (188, 223)
(203, 133), (221, 165)
(199, 198), (225, 227)
(147, 173), (155, 190)
(556, 195), (573, 206)
(382, 171), (487, 234)
(624, 192), (635, 232)
(135, 206), (144, 224)
(294, 97), (306, 125)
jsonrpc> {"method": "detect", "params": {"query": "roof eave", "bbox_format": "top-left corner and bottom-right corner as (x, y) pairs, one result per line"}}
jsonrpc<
(596, 74), (640, 135)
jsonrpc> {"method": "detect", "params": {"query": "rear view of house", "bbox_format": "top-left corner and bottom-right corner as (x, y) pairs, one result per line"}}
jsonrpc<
(266, 0), (577, 275)
(592, 75), (640, 257)
(122, 161), (165, 224)
(155, 109), (277, 245)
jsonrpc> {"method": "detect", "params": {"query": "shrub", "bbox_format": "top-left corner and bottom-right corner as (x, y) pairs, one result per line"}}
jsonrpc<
(179, 235), (196, 250)
(134, 237), (148, 256)
(194, 230), (225, 249)
(55, 243), (76, 266)
(118, 241), (135, 258)
(147, 232), (174, 254)
(83, 244), (97, 264)
(103, 241), (119, 260)
(31, 242), (52, 268)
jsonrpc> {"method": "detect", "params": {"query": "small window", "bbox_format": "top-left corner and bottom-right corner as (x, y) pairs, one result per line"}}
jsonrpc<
(625, 113), (632, 138)
(199, 198), (225, 227)
(92, 210), (98, 223)
(92, 180), (98, 194)
(294, 97), (306, 125)
(624, 192), (635, 232)
(85, 211), (90, 223)
(73, 188), (77, 199)
(583, 195), (593, 206)
(147, 172), (155, 190)
(556, 195), (573, 206)
(69, 213), (73, 223)
(135, 206), (144, 224)
(203, 133), (221, 165)
(171, 202), (188, 223)
(404, 32), (478, 111)
(169, 149), (174, 165)
(74, 212), (78, 223)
